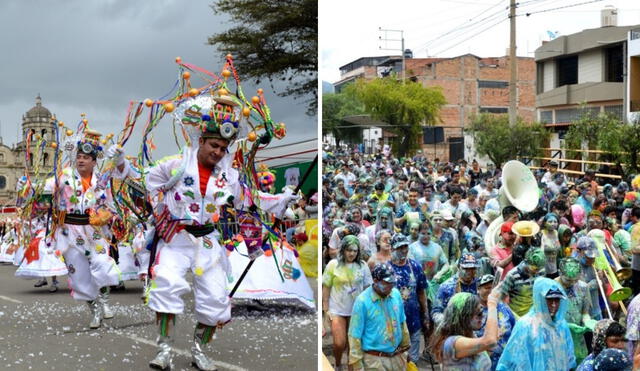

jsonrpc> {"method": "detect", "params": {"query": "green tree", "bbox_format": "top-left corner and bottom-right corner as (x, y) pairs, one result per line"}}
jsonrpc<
(351, 77), (446, 157)
(208, 0), (317, 114)
(566, 112), (640, 176)
(322, 87), (365, 147)
(467, 114), (549, 168)
(564, 109), (615, 162)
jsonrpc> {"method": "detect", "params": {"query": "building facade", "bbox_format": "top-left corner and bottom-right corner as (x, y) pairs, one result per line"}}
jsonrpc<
(413, 54), (536, 162)
(534, 19), (640, 173)
(331, 54), (536, 162)
(0, 95), (56, 206)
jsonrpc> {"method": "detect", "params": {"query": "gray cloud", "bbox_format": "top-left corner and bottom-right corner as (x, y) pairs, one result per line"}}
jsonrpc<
(0, 0), (316, 162)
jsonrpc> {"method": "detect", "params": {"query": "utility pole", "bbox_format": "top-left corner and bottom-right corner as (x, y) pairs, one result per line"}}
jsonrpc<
(509, 0), (517, 126)
(379, 28), (405, 84)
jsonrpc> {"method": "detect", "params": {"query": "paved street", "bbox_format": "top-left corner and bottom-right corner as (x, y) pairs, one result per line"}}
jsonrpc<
(0, 264), (317, 371)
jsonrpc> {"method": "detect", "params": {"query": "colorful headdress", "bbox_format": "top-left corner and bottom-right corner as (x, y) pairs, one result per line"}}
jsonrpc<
(77, 128), (103, 158)
(174, 94), (244, 143)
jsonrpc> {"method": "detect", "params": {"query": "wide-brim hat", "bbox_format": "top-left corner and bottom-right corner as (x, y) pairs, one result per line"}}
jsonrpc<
(512, 220), (540, 237)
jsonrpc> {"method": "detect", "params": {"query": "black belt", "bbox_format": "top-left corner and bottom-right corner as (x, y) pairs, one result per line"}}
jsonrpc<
(184, 224), (215, 238)
(64, 214), (90, 225)
(364, 349), (404, 358)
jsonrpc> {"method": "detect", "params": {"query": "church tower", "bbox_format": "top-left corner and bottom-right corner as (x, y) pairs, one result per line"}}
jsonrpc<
(0, 96), (57, 207)
(18, 94), (56, 173)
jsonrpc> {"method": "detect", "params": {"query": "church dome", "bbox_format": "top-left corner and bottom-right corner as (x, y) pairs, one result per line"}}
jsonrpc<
(25, 94), (51, 118)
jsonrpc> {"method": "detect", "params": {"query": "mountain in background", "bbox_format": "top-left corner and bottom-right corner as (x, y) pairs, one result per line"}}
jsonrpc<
(322, 80), (334, 94)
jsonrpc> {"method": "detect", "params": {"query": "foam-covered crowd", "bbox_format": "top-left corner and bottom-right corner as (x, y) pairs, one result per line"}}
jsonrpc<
(322, 145), (640, 371)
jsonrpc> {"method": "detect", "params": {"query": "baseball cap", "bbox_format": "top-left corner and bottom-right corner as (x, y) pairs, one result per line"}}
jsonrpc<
(594, 348), (632, 371)
(440, 209), (455, 221)
(479, 209), (500, 223)
(458, 253), (478, 269)
(501, 221), (515, 234)
(525, 247), (545, 268)
(371, 263), (396, 283)
(545, 287), (566, 299)
(391, 233), (410, 249)
(478, 274), (495, 287)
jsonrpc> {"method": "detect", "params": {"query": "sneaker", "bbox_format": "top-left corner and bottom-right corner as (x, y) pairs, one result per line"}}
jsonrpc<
(34, 278), (48, 288)
(49, 281), (59, 293)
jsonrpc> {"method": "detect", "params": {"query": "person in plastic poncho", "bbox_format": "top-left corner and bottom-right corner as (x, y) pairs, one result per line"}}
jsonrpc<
(496, 277), (576, 371)
(119, 95), (298, 371)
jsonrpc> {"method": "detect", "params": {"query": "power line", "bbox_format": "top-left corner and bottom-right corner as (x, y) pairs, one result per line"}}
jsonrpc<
(431, 16), (509, 56)
(438, 0), (500, 5)
(413, 0), (506, 53)
(517, 0), (604, 16)
(419, 10), (508, 54)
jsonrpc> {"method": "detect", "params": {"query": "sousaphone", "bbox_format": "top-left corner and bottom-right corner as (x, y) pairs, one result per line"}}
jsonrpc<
(484, 160), (540, 251)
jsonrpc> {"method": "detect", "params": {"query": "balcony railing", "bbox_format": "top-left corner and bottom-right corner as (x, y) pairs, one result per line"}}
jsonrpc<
(631, 100), (640, 112)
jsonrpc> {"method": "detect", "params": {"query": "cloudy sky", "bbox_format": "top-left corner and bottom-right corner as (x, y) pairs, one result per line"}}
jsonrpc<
(0, 0), (317, 166)
(320, 0), (640, 82)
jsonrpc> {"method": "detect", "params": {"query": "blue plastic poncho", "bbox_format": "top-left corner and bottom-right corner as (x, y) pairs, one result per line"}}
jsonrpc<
(496, 277), (576, 371)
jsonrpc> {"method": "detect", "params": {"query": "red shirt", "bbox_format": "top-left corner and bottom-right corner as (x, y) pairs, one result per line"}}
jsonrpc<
(197, 162), (212, 197)
(491, 243), (514, 280)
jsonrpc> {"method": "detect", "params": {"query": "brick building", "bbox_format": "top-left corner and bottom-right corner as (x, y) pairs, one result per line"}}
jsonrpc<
(410, 54), (536, 162)
(331, 54), (536, 162)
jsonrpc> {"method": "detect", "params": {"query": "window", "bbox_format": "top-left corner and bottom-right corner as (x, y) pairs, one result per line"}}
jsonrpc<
(604, 105), (623, 120)
(0, 153), (4, 163)
(605, 44), (623, 82)
(479, 107), (508, 114)
(0, 176), (5, 190)
(540, 111), (552, 123)
(478, 80), (508, 89)
(555, 108), (580, 123)
(536, 63), (544, 94)
(556, 55), (578, 87)
(43, 153), (49, 166)
(556, 107), (599, 123)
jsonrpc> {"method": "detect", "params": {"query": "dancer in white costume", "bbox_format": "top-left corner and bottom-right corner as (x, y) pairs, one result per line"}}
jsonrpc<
(115, 92), (298, 371)
(45, 128), (125, 329)
(16, 205), (68, 292)
(0, 222), (18, 263)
